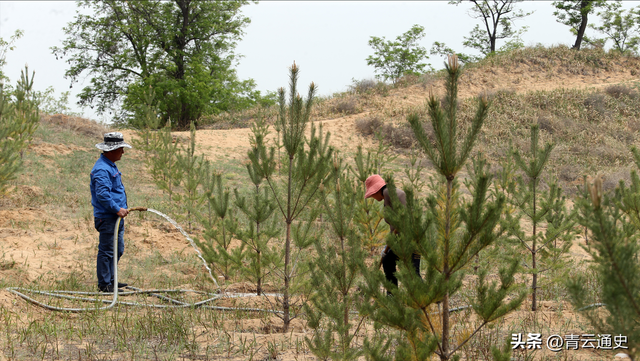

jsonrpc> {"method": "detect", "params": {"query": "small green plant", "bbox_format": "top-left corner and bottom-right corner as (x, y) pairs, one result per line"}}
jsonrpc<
(145, 122), (183, 210)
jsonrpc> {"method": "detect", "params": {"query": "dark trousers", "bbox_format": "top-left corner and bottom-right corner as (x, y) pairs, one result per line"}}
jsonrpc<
(382, 250), (421, 293)
(95, 217), (125, 288)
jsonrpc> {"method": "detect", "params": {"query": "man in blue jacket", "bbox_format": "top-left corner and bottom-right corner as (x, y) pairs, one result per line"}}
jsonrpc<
(90, 132), (132, 292)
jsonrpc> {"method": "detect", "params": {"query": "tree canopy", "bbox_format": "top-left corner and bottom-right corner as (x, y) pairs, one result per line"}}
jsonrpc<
(591, 1), (640, 55)
(366, 25), (430, 84)
(52, 0), (264, 129)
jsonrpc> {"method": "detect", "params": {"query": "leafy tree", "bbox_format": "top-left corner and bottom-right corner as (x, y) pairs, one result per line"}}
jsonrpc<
(450, 0), (532, 55)
(502, 125), (576, 311)
(430, 41), (475, 65)
(304, 153), (367, 361)
(366, 25), (431, 84)
(0, 29), (24, 83)
(553, 0), (605, 50)
(591, 1), (640, 54)
(33, 86), (78, 116)
(252, 63), (333, 332)
(52, 0), (264, 129)
(359, 55), (525, 361)
(569, 152), (640, 360)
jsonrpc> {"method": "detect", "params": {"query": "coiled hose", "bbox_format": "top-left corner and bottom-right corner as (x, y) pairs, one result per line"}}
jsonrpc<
(6, 207), (281, 314)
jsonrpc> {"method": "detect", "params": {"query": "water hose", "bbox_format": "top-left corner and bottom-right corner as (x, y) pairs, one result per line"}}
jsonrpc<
(5, 207), (281, 313)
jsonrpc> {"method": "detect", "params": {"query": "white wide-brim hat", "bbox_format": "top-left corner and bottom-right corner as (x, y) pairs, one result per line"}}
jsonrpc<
(95, 132), (133, 152)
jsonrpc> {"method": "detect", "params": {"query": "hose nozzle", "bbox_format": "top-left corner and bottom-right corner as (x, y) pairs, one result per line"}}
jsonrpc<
(129, 207), (148, 212)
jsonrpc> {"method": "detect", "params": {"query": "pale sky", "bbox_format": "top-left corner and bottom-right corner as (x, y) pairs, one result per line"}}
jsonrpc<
(1, 1), (638, 122)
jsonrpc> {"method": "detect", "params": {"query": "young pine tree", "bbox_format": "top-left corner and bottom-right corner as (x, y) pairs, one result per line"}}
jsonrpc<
(569, 154), (640, 359)
(505, 124), (576, 311)
(254, 63), (333, 332)
(232, 119), (281, 295)
(147, 122), (183, 211)
(131, 85), (161, 154)
(0, 81), (23, 195)
(360, 55), (526, 361)
(304, 153), (367, 361)
(0, 66), (39, 195)
(12, 66), (39, 160)
(195, 168), (239, 282)
(175, 122), (206, 231)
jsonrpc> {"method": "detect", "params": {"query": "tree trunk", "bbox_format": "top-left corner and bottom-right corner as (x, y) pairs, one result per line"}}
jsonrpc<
(573, 1), (590, 50)
(532, 250), (537, 312)
(440, 178), (453, 360)
(256, 250), (262, 296)
(283, 220), (291, 332)
(283, 156), (294, 333)
(531, 178), (537, 311)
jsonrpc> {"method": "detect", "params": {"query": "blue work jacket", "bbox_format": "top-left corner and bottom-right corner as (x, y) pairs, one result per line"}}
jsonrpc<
(90, 154), (127, 219)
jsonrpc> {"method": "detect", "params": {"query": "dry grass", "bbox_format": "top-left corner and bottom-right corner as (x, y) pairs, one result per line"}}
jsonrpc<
(466, 44), (640, 75)
(40, 113), (108, 138)
(199, 107), (277, 130)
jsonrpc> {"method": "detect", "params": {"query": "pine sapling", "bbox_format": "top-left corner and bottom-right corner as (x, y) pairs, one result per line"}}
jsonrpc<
(233, 119), (281, 295)
(0, 66), (39, 195)
(147, 122), (183, 211)
(304, 153), (367, 361)
(505, 124), (576, 311)
(176, 122), (206, 231)
(132, 85), (161, 154)
(195, 169), (239, 282)
(0, 80), (24, 194)
(256, 63), (333, 332)
(12, 66), (39, 160)
(359, 55), (526, 361)
(569, 164), (640, 359)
